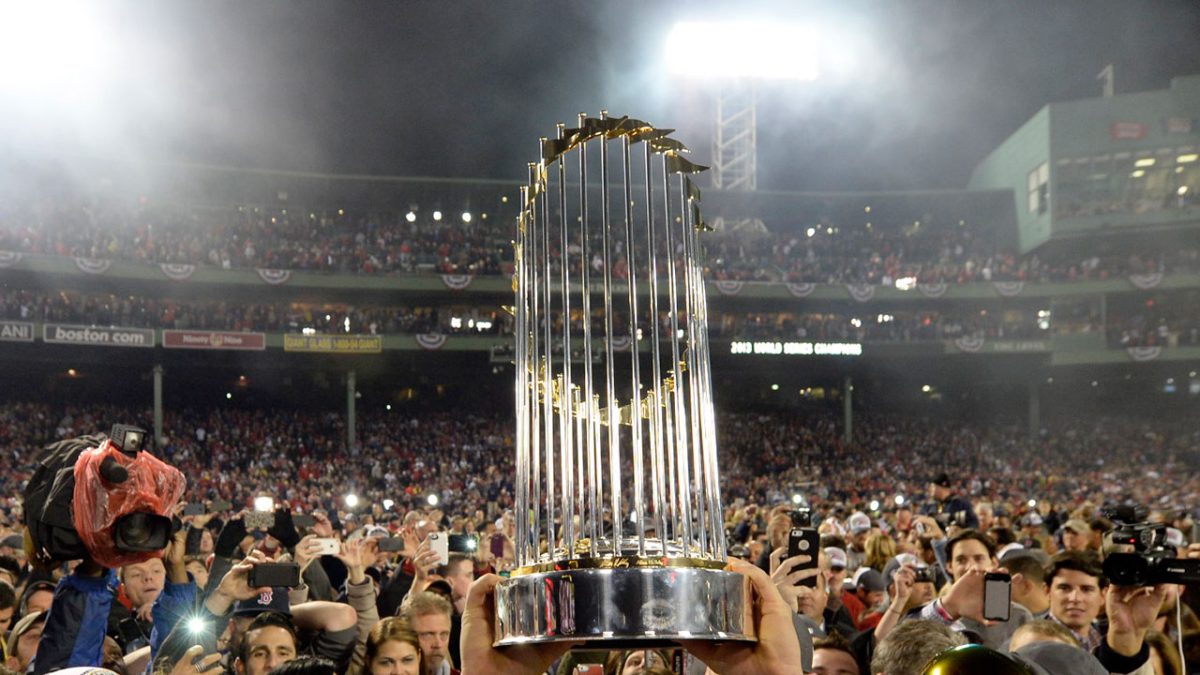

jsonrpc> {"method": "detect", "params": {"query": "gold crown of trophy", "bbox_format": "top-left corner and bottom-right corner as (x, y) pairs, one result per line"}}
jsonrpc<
(495, 112), (755, 647)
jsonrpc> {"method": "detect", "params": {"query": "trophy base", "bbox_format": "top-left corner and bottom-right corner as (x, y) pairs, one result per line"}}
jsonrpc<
(493, 565), (755, 647)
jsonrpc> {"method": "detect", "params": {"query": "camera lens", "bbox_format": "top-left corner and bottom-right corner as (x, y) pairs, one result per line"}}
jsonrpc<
(113, 512), (172, 552)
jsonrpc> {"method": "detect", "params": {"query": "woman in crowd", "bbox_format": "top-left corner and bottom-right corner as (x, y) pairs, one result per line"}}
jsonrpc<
(358, 617), (424, 675)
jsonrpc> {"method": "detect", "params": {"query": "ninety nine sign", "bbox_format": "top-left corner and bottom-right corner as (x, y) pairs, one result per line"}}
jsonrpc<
(283, 334), (383, 354)
(163, 330), (266, 351)
(44, 324), (154, 348)
(0, 321), (34, 342)
(730, 341), (863, 356)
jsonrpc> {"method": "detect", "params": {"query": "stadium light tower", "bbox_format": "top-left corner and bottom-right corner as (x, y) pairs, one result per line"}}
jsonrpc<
(665, 21), (819, 195)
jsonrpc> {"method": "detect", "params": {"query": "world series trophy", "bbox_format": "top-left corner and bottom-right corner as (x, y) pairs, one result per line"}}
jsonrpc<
(495, 112), (755, 647)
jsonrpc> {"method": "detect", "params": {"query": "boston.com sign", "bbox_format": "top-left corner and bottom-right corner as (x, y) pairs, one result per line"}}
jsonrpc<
(43, 324), (155, 348)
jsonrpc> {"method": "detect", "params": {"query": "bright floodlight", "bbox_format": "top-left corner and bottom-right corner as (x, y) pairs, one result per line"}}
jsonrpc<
(0, 1), (110, 94)
(665, 21), (819, 80)
(254, 496), (274, 512)
(426, 494), (439, 507)
(344, 493), (359, 508)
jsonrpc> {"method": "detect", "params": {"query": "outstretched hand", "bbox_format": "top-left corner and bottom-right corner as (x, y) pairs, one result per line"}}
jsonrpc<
(681, 558), (804, 675)
(460, 574), (577, 675)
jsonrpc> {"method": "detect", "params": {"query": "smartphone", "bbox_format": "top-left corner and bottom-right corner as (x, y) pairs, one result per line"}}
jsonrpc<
(448, 533), (478, 553)
(378, 537), (406, 553)
(183, 503), (206, 517)
(185, 528), (203, 556)
(983, 572), (1012, 622)
(428, 532), (449, 566)
(209, 500), (233, 513)
(312, 538), (340, 556)
(575, 666), (603, 675)
(788, 527), (821, 588)
(248, 562), (301, 588)
(292, 514), (316, 529)
(244, 512), (275, 530)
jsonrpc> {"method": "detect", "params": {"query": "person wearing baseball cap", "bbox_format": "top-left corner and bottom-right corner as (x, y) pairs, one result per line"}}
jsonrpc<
(5, 609), (44, 672)
(1059, 519), (1092, 553)
(845, 512), (873, 572)
(926, 473), (979, 532)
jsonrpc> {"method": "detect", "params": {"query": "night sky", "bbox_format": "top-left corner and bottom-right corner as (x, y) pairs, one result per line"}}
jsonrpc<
(4, 0), (1200, 192)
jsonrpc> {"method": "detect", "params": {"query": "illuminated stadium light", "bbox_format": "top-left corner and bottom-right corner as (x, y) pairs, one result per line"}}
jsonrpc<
(426, 494), (439, 507)
(432, 210), (443, 221)
(1178, 154), (1198, 163)
(406, 211), (417, 223)
(1134, 157), (1156, 168)
(344, 493), (359, 508)
(665, 21), (820, 80)
(461, 211), (472, 223)
(254, 496), (275, 512)
(0, 1), (111, 94)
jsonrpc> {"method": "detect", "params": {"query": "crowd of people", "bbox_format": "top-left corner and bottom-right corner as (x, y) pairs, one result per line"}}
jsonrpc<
(702, 224), (1199, 285)
(0, 287), (1113, 346)
(0, 289), (507, 338)
(0, 203), (508, 276)
(3, 200), (1200, 287)
(1108, 293), (1200, 349)
(0, 401), (1196, 674)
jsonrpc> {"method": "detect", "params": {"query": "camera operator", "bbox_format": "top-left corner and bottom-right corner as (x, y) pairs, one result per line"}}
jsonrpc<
(924, 473), (979, 533)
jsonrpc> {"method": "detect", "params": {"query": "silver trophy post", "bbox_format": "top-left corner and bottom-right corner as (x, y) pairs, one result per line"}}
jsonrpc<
(496, 113), (753, 647)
